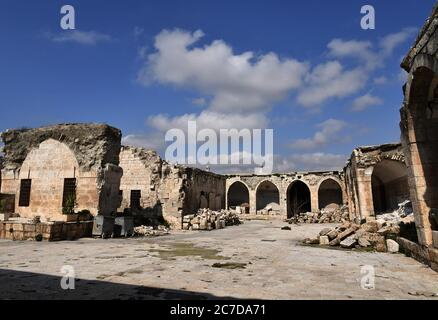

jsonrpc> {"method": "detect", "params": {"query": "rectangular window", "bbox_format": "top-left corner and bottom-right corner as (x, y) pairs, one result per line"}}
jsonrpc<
(62, 178), (77, 207)
(18, 179), (32, 207)
(130, 190), (141, 209)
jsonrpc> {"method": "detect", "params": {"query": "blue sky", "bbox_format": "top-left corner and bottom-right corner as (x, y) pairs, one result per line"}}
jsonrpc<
(0, 0), (435, 172)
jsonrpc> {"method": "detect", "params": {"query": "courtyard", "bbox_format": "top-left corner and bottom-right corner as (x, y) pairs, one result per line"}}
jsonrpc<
(0, 220), (437, 300)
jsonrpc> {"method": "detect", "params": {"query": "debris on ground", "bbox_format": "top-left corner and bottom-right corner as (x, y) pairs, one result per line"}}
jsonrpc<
(133, 225), (170, 237)
(304, 201), (415, 253)
(182, 209), (242, 231)
(286, 205), (350, 224)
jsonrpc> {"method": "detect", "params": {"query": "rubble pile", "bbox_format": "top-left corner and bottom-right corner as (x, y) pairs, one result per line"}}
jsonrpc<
(182, 208), (242, 231)
(304, 201), (415, 253)
(133, 225), (170, 237)
(288, 205), (350, 224)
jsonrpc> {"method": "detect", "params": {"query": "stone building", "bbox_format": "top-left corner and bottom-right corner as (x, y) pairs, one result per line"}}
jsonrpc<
(0, 123), (123, 222)
(344, 143), (410, 222)
(118, 146), (226, 221)
(226, 171), (346, 217)
(399, 3), (438, 265)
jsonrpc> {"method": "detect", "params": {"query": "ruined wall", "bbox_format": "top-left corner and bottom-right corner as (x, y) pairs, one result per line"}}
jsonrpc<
(0, 123), (122, 221)
(119, 147), (162, 215)
(226, 171), (346, 218)
(181, 167), (226, 214)
(119, 146), (226, 220)
(400, 3), (438, 248)
(343, 143), (408, 222)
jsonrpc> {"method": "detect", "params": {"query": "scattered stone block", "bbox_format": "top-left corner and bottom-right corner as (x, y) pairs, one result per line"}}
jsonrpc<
(319, 228), (332, 236)
(319, 235), (330, 245)
(386, 239), (399, 253)
(340, 236), (357, 248)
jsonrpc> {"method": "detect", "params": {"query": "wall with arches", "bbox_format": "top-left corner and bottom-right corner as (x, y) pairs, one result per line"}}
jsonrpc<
(226, 171), (346, 218)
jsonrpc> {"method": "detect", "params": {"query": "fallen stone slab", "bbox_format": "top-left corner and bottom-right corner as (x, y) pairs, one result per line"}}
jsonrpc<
(340, 236), (357, 249)
(386, 239), (399, 253)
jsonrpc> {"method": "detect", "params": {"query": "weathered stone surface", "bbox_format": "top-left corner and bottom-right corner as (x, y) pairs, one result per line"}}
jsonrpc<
(1, 123), (121, 171)
(327, 229), (339, 240)
(319, 228), (332, 236)
(319, 235), (329, 245)
(338, 227), (356, 241)
(329, 237), (341, 246)
(361, 221), (379, 233)
(377, 225), (400, 236)
(386, 239), (400, 253)
(358, 237), (371, 247)
(340, 236), (357, 249)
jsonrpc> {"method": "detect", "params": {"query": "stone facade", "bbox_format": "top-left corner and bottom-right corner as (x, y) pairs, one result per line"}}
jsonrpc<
(118, 146), (226, 220)
(0, 124), (122, 222)
(399, 3), (438, 260)
(226, 171), (346, 218)
(344, 143), (409, 223)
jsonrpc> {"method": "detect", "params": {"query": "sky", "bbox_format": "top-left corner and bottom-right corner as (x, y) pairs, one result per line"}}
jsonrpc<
(0, 0), (436, 173)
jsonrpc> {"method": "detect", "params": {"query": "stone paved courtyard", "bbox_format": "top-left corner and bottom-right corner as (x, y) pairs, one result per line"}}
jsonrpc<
(0, 220), (437, 300)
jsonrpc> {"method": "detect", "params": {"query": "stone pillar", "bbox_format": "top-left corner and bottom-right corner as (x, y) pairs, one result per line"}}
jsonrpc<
(249, 189), (257, 214)
(310, 185), (319, 213)
(356, 167), (374, 220)
(280, 187), (288, 218)
(403, 132), (434, 246)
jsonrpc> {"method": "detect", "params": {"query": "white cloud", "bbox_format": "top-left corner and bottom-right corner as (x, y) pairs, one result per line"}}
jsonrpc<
(148, 110), (268, 132)
(296, 28), (415, 108)
(297, 62), (367, 107)
(289, 119), (349, 150)
(351, 94), (383, 112)
(139, 29), (308, 113)
(122, 133), (165, 152)
(276, 153), (347, 172)
(46, 30), (112, 45)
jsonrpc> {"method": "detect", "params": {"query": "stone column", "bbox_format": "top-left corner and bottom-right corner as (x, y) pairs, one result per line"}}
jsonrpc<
(356, 167), (374, 220)
(249, 188), (257, 214)
(310, 185), (319, 213)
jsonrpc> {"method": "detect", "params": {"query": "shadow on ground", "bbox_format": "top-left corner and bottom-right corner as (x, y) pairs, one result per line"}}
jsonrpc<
(0, 269), (237, 300)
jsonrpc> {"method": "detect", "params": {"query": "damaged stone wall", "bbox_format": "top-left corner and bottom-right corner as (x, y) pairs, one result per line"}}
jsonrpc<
(118, 146), (226, 222)
(226, 171), (346, 218)
(343, 143), (409, 223)
(0, 123), (122, 221)
(399, 2), (438, 269)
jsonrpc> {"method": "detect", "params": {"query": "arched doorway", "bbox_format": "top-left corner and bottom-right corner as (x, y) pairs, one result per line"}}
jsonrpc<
(287, 180), (311, 218)
(227, 181), (250, 213)
(371, 160), (409, 214)
(256, 181), (280, 213)
(318, 179), (343, 210)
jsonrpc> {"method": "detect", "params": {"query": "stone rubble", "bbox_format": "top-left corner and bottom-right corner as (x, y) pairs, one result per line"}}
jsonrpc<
(304, 200), (415, 253)
(133, 225), (170, 237)
(182, 208), (242, 231)
(286, 205), (350, 224)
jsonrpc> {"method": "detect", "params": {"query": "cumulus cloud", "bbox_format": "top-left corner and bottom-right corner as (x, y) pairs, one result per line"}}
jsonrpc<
(147, 110), (268, 132)
(289, 119), (349, 150)
(351, 94), (383, 112)
(122, 133), (165, 152)
(46, 30), (112, 45)
(297, 62), (367, 107)
(297, 28), (416, 108)
(139, 29), (308, 113)
(275, 153), (347, 172)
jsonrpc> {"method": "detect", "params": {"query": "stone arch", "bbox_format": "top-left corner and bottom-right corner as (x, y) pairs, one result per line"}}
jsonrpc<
(255, 180), (280, 212)
(371, 159), (409, 214)
(287, 180), (311, 218)
(318, 178), (343, 210)
(227, 181), (250, 213)
(18, 139), (80, 220)
(402, 60), (438, 244)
